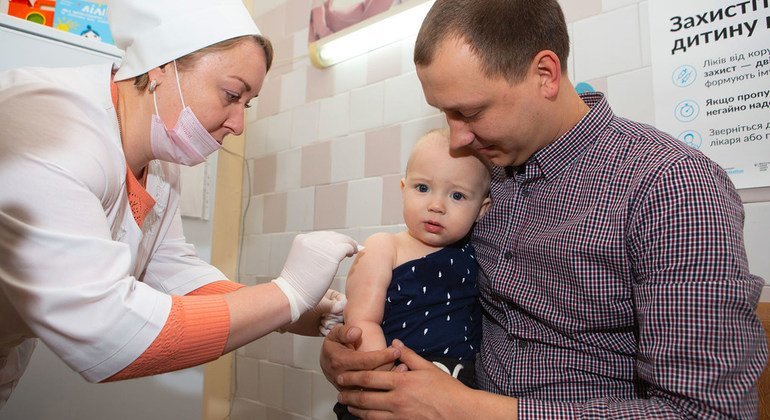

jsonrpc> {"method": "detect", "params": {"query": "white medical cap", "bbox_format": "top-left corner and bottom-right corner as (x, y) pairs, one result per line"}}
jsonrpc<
(109, 0), (262, 81)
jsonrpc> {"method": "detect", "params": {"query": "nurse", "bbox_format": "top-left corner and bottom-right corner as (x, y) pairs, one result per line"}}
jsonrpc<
(0, 0), (358, 408)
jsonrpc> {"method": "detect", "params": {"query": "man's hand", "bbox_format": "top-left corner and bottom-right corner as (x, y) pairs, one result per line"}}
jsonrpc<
(320, 324), (400, 390)
(336, 339), (517, 419)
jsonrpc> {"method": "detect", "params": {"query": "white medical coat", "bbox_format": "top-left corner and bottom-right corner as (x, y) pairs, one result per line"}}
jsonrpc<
(0, 63), (226, 405)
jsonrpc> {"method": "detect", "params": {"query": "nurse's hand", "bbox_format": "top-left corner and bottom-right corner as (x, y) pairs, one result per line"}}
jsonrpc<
(278, 289), (346, 336)
(320, 324), (401, 390)
(272, 231), (359, 321)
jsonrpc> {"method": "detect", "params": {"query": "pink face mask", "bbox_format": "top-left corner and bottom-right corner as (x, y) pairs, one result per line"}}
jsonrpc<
(150, 60), (221, 166)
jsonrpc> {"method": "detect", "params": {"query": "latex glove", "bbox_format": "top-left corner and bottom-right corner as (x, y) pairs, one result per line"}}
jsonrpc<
(278, 289), (347, 336)
(319, 289), (346, 336)
(272, 231), (359, 321)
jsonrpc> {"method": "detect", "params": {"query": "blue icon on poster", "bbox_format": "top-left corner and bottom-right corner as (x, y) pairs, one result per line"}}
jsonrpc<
(674, 100), (699, 122)
(575, 82), (595, 94)
(672, 65), (696, 87)
(677, 130), (702, 149)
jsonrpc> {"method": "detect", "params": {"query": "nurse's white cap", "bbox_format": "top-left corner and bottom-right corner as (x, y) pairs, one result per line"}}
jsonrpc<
(108, 0), (261, 81)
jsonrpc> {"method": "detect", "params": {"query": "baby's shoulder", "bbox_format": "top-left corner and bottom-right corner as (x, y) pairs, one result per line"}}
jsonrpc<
(363, 231), (399, 248)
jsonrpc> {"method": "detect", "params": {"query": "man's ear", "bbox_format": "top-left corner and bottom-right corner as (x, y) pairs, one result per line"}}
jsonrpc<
(533, 50), (562, 100)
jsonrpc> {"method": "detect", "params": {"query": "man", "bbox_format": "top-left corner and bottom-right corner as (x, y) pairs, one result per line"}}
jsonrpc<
(322, 0), (768, 418)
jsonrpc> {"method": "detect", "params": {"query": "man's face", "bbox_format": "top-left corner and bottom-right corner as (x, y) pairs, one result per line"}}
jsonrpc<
(416, 38), (549, 168)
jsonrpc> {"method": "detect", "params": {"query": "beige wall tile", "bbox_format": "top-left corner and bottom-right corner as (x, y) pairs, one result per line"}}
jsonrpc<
(257, 361), (284, 408)
(330, 133), (365, 183)
(306, 65), (335, 102)
(367, 41), (404, 84)
(282, 368), (312, 416)
(252, 155), (276, 195)
(314, 183), (347, 229)
(346, 178), (383, 228)
(235, 356), (260, 400)
(292, 336), (323, 371)
(286, 0), (312, 35)
(263, 192), (288, 233)
(319, 93), (351, 140)
(286, 187), (316, 232)
(254, 3), (287, 39)
(311, 372), (338, 420)
(383, 72), (434, 125)
(230, 397), (267, 419)
(281, 66), (308, 112)
(268, 331), (295, 365)
(291, 101), (320, 148)
(276, 148), (302, 192)
(365, 125), (401, 177)
(256, 75), (282, 119)
(350, 83), (385, 133)
(381, 174), (404, 226)
(301, 141), (331, 187)
(558, 0), (602, 22)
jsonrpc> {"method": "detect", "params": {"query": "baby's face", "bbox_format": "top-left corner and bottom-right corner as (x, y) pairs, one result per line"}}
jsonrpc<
(401, 138), (490, 247)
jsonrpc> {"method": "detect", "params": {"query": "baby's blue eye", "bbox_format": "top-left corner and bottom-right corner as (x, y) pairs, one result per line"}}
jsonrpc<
(451, 192), (465, 200)
(416, 184), (429, 193)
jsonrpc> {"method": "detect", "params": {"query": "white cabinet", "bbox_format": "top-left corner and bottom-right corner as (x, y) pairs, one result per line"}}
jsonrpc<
(0, 13), (122, 70)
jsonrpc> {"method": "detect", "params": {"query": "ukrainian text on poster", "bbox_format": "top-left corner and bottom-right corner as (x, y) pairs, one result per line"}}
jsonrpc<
(649, 0), (770, 189)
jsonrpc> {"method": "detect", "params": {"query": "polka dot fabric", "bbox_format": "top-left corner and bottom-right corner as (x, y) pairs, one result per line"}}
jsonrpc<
(382, 241), (481, 361)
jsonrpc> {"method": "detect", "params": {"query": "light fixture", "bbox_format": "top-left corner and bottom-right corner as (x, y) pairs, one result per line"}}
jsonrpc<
(308, 0), (435, 68)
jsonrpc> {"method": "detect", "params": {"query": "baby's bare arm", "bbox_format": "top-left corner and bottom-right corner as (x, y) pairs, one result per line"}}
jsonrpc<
(344, 233), (397, 362)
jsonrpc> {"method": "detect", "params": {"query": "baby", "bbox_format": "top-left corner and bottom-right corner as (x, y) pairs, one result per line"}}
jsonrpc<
(335, 128), (491, 418)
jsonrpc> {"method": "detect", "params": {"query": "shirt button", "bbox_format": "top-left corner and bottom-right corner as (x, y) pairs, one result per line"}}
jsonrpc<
(518, 341), (528, 349)
(520, 187), (529, 197)
(504, 251), (513, 260)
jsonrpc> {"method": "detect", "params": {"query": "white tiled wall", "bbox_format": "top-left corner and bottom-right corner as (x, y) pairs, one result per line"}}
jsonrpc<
(233, 0), (770, 418)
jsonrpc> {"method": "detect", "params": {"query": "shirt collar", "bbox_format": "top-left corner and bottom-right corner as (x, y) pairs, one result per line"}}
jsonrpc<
(492, 92), (614, 183)
(534, 92), (613, 181)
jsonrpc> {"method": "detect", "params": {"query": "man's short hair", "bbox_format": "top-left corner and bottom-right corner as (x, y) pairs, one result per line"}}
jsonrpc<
(414, 0), (569, 83)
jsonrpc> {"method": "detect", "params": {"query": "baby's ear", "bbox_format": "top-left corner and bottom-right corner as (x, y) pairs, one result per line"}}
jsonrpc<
(476, 196), (491, 221)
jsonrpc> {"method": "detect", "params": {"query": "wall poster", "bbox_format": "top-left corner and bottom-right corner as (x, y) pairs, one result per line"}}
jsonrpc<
(649, 0), (770, 189)
(308, 0), (404, 42)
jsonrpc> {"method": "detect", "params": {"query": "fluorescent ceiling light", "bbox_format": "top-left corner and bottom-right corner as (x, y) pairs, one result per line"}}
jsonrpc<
(309, 0), (435, 68)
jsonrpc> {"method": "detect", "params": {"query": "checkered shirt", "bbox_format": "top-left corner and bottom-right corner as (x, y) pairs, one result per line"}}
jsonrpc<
(472, 93), (767, 419)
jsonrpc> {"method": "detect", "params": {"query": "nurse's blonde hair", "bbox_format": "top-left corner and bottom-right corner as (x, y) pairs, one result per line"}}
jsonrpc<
(132, 34), (273, 91)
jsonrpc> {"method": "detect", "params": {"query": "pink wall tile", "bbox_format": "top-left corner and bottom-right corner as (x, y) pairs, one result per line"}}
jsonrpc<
(252, 155), (277, 195)
(306, 65), (335, 102)
(274, 36), (295, 70)
(255, 76), (282, 119)
(381, 174), (404, 225)
(286, 0), (312, 35)
(262, 192), (287, 233)
(254, 4), (287, 39)
(314, 183), (348, 229)
(365, 125), (401, 177)
(301, 142), (331, 187)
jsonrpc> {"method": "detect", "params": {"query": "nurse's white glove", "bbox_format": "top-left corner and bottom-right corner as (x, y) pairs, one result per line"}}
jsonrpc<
(319, 290), (346, 336)
(272, 231), (359, 322)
